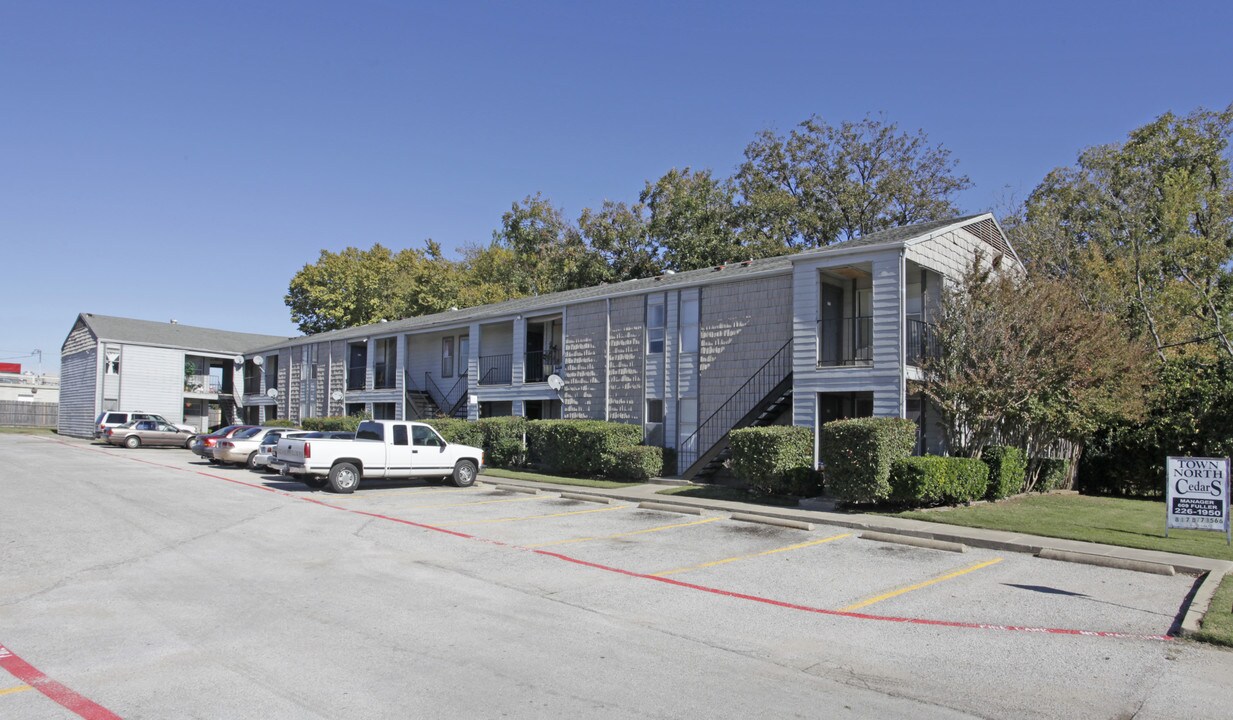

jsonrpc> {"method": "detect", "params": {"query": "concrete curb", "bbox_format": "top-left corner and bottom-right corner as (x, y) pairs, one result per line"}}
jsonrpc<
(861, 531), (967, 553)
(1181, 569), (1229, 636)
(637, 501), (706, 515)
(729, 513), (813, 531)
(1036, 548), (1176, 576)
(492, 484), (539, 495)
(559, 492), (613, 504)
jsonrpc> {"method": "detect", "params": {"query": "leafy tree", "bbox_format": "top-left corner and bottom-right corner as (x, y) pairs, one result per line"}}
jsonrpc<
(285, 244), (405, 334)
(473, 194), (608, 296)
(1010, 105), (1233, 361)
(577, 200), (663, 281)
(640, 168), (744, 271)
(735, 115), (971, 249)
(922, 258), (1148, 467)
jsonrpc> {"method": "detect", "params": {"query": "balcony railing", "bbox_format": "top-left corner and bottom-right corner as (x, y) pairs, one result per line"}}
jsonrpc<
(346, 367), (366, 391)
(478, 354), (512, 385)
(817, 316), (873, 367)
(184, 374), (221, 393)
(907, 319), (940, 366)
(524, 349), (560, 383)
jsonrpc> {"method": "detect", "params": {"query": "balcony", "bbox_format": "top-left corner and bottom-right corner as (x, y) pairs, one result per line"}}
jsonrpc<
(907, 319), (940, 366)
(184, 374), (221, 394)
(478, 354), (512, 385)
(524, 349), (561, 383)
(817, 317), (872, 367)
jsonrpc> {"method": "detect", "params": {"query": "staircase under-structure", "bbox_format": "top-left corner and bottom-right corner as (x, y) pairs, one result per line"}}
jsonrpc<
(677, 340), (794, 481)
(404, 388), (437, 420)
(422, 372), (469, 419)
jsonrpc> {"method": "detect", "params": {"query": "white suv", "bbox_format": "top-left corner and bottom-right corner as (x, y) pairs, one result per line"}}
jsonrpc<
(93, 411), (196, 439)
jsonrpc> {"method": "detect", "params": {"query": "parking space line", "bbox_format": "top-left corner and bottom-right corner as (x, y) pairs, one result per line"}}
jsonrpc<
(0, 684), (32, 696)
(650, 533), (852, 577)
(0, 641), (122, 719)
(442, 504), (631, 526)
(526, 516), (724, 548)
(839, 558), (1004, 611)
(402, 496), (543, 510)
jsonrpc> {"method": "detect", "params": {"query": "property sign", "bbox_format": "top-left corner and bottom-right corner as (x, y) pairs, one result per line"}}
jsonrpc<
(1165, 456), (1231, 544)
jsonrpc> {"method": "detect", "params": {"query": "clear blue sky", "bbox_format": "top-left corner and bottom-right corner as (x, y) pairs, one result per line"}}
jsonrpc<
(3, 1), (1230, 374)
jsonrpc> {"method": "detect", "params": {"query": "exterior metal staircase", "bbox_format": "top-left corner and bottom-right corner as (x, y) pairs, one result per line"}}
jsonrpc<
(423, 372), (469, 419)
(677, 339), (794, 480)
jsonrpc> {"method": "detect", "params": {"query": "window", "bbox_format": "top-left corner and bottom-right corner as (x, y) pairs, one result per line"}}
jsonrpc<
(356, 424), (382, 442)
(104, 351), (120, 375)
(646, 399), (664, 423)
(647, 298), (665, 354)
(678, 398), (698, 450)
(374, 337), (398, 389)
(645, 399), (664, 445)
(393, 425), (409, 446)
(680, 297), (699, 353)
(347, 342), (367, 391)
(441, 337), (455, 378)
(373, 402), (396, 419)
(458, 336), (469, 376)
(265, 355), (279, 391)
(413, 425), (443, 447)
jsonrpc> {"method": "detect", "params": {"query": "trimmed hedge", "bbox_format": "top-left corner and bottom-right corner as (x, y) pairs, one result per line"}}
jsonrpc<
(423, 418), (483, 448)
(890, 456), (990, 506)
(819, 417), (917, 503)
(609, 446), (664, 481)
(1036, 458), (1071, 492)
(527, 420), (644, 477)
(263, 419), (299, 428)
(476, 416), (528, 467)
(302, 414), (368, 432)
(730, 426), (818, 496)
(983, 446), (1027, 500)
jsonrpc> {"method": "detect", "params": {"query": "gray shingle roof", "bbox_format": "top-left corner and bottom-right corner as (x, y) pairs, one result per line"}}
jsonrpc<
(77, 314), (292, 354)
(248, 213), (997, 352)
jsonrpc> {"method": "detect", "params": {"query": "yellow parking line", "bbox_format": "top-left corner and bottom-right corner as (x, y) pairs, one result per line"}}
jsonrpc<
(407, 496), (543, 510)
(444, 504), (631, 526)
(839, 558), (1004, 611)
(527, 516), (723, 548)
(0, 685), (32, 696)
(651, 533), (852, 577)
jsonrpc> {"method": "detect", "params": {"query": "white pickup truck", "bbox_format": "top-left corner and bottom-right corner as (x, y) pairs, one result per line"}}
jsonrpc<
(277, 420), (484, 493)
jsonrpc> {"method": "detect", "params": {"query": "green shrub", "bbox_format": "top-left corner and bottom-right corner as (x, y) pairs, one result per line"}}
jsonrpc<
(609, 446), (663, 480)
(423, 418), (483, 448)
(263, 418), (299, 428)
(302, 414), (368, 432)
(819, 417), (917, 503)
(730, 426), (816, 496)
(890, 456), (990, 507)
(527, 420), (643, 477)
(982, 445), (1027, 500)
(1036, 458), (1071, 492)
(476, 416), (528, 467)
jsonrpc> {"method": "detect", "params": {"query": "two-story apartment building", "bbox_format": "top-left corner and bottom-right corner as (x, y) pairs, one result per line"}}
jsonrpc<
(59, 214), (1018, 476)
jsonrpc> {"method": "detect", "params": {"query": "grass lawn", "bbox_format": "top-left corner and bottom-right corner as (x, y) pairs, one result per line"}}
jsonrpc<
(1195, 573), (1233, 648)
(895, 494), (1233, 562)
(481, 468), (640, 489)
(657, 484), (800, 508)
(0, 427), (57, 436)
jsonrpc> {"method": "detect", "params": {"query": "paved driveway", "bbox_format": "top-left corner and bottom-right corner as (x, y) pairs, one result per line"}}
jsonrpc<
(1, 434), (1230, 719)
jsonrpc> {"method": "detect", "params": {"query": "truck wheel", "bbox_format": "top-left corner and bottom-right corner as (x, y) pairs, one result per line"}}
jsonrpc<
(328, 462), (361, 493)
(125, 436), (141, 449)
(451, 460), (478, 488)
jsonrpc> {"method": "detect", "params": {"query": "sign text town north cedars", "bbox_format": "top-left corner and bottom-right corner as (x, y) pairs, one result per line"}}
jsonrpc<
(1165, 456), (1231, 545)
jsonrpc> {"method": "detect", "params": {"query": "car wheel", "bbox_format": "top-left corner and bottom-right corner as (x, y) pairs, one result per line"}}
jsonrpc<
(328, 462), (360, 494)
(124, 436), (141, 449)
(184, 437), (193, 449)
(245, 452), (258, 469)
(451, 460), (478, 488)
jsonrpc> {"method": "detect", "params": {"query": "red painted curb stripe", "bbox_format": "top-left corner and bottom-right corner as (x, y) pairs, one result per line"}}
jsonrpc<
(0, 644), (122, 720)
(57, 440), (1177, 642)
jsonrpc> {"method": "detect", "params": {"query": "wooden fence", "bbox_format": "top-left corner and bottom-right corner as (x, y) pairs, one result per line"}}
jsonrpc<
(0, 400), (58, 427)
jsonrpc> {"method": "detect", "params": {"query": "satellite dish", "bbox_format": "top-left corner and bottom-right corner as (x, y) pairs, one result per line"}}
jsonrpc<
(547, 374), (564, 391)
(253, 356), (264, 366)
(266, 388), (279, 398)
(233, 355), (244, 365)
(331, 390), (343, 401)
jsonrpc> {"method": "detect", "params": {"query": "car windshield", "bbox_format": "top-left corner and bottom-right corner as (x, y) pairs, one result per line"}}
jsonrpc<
(234, 428), (262, 439)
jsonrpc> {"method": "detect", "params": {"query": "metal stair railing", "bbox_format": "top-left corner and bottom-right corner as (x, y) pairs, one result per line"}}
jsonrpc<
(444, 372), (469, 417)
(677, 339), (793, 477)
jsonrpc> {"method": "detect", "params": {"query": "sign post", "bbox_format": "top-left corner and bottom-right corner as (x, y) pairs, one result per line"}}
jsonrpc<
(1165, 456), (1231, 545)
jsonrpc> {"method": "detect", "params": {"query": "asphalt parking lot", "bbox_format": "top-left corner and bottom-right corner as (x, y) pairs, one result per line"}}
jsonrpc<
(2, 434), (1231, 719)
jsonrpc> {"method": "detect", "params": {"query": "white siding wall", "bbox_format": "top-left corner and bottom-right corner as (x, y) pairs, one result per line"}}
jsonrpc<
(906, 227), (1002, 283)
(119, 345), (188, 422)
